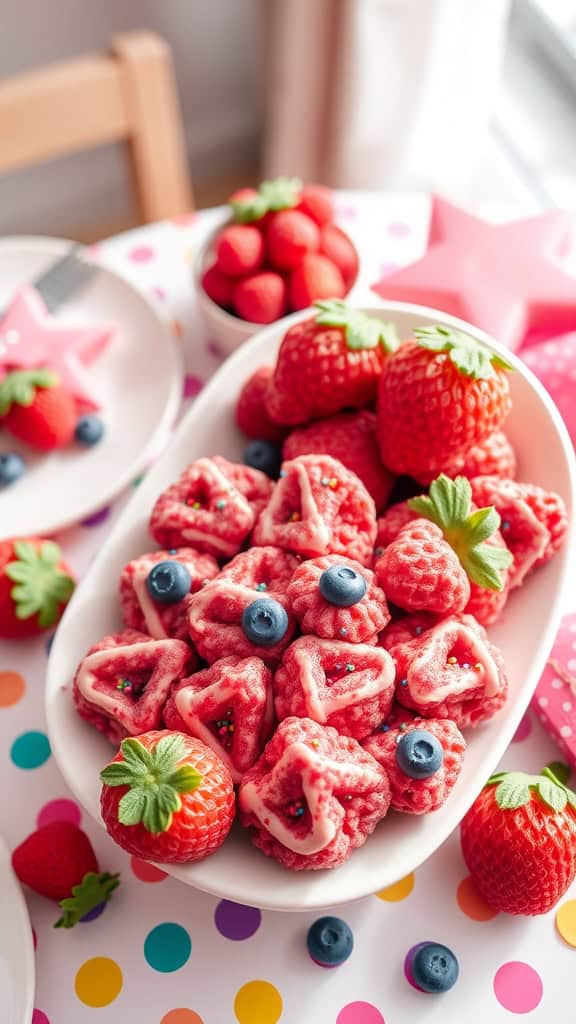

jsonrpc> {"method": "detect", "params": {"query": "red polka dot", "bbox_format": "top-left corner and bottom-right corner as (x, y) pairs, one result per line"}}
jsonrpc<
(128, 245), (155, 263)
(457, 876), (499, 921)
(37, 798), (81, 829)
(493, 962), (543, 1013)
(130, 856), (168, 883)
(32, 1011), (50, 1024)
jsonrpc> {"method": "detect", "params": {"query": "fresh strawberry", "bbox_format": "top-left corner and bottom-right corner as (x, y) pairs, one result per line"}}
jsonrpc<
(296, 184), (334, 225)
(265, 300), (398, 426)
(235, 366), (288, 441)
(12, 822), (119, 928)
(459, 432), (517, 481)
(319, 223), (359, 288)
(215, 224), (265, 277)
(0, 538), (75, 638)
(460, 767), (576, 915)
(234, 272), (287, 324)
(376, 325), (513, 482)
(201, 264), (235, 307)
(229, 177), (302, 225)
(288, 254), (346, 311)
(266, 209), (320, 271)
(283, 410), (394, 510)
(100, 731), (235, 863)
(0, 368), (76, 451)
(374, 475), (512, 615)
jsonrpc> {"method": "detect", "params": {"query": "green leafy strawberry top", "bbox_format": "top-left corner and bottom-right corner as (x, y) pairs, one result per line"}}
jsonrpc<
(230, 177), (302, 223)
(100, 734), (203, 834)
(314, 300), (399, 352)
(487, 767), (576, 813)
(414, 325), (514, 380)
(0, 368), (57, 415)
(55, 871), (120, 929)
(408, 474), (513, 591)
(6, 540), (75, 627)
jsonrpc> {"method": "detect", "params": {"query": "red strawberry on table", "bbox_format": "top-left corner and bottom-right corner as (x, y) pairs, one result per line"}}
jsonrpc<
(0, 367), (76, 451)
(215, 224), (265, 277)
(12, 822), (119, 928)
(235, 366), (288, 442)
(0, 538), (75, 638)
(228, 177), (302, 225)
(296, 184), (334, 226)
(266, 209), (320, 271)
(288, 254), (346, 311)
(100, 731), (235, 863)
(461, 767), (576, 915)
(233, 272), (287, 324)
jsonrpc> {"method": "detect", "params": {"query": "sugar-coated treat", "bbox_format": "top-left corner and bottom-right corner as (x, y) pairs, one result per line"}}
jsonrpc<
(119, 547), (219, 641)
(307, 916), (353, 967)
(469, 476), (549, 589)
(522, 482), (568, 567)
(375, 519), (471, 615)
(273, 636), (395, 740)
(364, 717), (465, 813)
(287, 555), (389, 643)
(188, 547), (298, 665)
(391, 613), (508, 728)
(407, 942), (459, 993)
(235, 366), (288, 442)
(253, 454), (377, 566)
(163, 656), (274, 783)
(459, 431), (516, 480)
(239, 716), (390, 870)
(374, 502), (417, 556)
(380, 613), (439, 654)
(149, 456), (273, 558)
(73, 629), (193, 744)
(0, 451), (25, 487)
(243, 439), (282, 480)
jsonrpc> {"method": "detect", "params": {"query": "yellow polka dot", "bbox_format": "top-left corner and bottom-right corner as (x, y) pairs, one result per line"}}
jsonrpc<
(556, 899), (576, 947)
(375, 872), (414, 902)
(456, 875), (498, 921)
(171, 319), (184, 340)
(0, 671), (26, 707)
(234, 980), (283, 1024)
(75, 957), (123, 1007)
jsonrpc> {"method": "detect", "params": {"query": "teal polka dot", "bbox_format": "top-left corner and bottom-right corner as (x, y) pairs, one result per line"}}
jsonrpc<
(144, 923), (191, 972)
(10, 731), (51, 769)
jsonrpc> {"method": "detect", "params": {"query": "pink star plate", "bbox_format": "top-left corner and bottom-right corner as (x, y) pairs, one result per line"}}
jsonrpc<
(0, 238), (182, 538)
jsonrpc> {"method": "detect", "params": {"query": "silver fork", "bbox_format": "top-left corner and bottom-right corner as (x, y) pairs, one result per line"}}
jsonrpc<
(1, 243), (98, 319)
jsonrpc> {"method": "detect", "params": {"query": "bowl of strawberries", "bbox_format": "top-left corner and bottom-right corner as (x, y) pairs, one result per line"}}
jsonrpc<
(195, 178), (359, 355)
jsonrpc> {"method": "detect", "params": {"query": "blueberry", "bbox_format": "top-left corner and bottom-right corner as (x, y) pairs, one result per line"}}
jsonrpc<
(307, 916), (353, 968)
(0, 452), (25, 487)
(319, 565), (367, 607)
(241, 597), (288, 647)
(410, 942), (459, 993)
(75, 415), (105, 447)
(243, 440), (282, 479)
(146, 560), (191, 604)
(396, 729), (443, 779)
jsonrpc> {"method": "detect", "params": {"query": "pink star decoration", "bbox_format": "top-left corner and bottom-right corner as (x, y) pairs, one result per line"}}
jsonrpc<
(372, 195), (576, 351)
(0, 286), (114, 408)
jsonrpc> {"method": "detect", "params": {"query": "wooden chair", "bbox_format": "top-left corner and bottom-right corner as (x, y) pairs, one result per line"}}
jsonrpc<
(0, 31), (193, 224)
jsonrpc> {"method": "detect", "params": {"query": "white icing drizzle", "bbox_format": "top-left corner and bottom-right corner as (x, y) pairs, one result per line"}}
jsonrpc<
(408, 620), (501, 703)
(296, 642), (395, 722)
(76, 640), (180, 726)
(256, 462), (331, 552)
(132, 563), (167, 639)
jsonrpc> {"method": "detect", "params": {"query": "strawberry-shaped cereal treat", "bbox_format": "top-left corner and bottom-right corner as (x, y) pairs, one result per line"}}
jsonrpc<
(119, 548), (219, 641)
(265, 300), (397, 426)
(459, 431), (517, 481)
(287, 555), (390, 643)
(235, 366), (288, 442)
(0, 367), (76, 451)
(0, 538), (75, 639)
(73, 629), (193, 744)
(239, 717), (390, 870)
(253, 454), (377, 566)
(164, 656), (274, 783)
(273, 636), (395, 740)
(100, 731), (235, 863)
(149, 456), (273, 558)
(363, 718), (466, 814)
(377, 325), (513, 482)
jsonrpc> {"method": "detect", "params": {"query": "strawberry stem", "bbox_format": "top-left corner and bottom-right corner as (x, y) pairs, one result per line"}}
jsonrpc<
(54, 870), (120, 929)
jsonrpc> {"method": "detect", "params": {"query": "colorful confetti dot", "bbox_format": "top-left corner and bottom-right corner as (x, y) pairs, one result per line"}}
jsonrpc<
(456, 876), (498, 921)
(80, 902), (107, 923)
(183, 374), (204, 399)
(375, 873), (414, 902)
(337, 1002), (385, 1024)
(131, 856), (168, 883)
(0, 670), (26, 707)
(556, 899), (576, 947)
(234, 981), (282, 1024)
(151, 285), (167, 301)
(511, 713), (532, 743)
(37, 798), (81, 829)
(10, 731), (51, 769)
(32, 1011), (50, 1024)
(81, 505), (111, 528)
(161, 1011), (204, 1024)
(75, 956), (123, 1007)
(144, 923), (191, 972)
(129, 245), (155, 263)
(493, 962), (543, 1014)
(215, 900), (262, 941)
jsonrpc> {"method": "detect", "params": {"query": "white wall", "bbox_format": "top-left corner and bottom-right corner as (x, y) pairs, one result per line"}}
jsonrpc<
(0, 0), (263, 235)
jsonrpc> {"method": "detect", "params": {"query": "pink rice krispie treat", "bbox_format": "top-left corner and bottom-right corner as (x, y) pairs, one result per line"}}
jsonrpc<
(188, 547), (298, 666)
(163, 656), (274, 784)
(273, 636), (395, 740)
(389, 613), (508, 729)
(119, 547), (219, 640)
(380, 613), (439, 654)
(363, 717), (466, 814)
(287, 555), (390, 644)
(73, 629), (193, 744)
(149, 456), (273, 559)
(239, 716), (390, 870)
(253, 455), (376, 566)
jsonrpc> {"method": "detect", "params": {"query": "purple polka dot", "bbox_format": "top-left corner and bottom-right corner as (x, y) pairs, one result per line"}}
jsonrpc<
(37, 798), (81, 829)
(378, 261), (400, 278)
(214, 900), (261, 940)
(387, 221), (412, 238)
(151, 286), (166, 301)
(334, 202), (358, 221)
(80, 902), (107, 923)
(81, 505), (111, 527)
(183, 374), (204, 399)
(403, 942), (430, 992)
(512, 712), (532, 743)
(32, 1012), (50, 1024)
(128, 245), (155, 264)
(206, 338), (224, 359)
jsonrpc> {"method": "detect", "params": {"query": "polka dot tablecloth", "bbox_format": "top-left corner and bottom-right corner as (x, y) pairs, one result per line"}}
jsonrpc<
(1, 192), (575, 1024)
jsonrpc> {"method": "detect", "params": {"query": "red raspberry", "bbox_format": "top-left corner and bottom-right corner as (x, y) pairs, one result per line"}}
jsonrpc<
(215, 224), (264, 277)
(266, 209), (320, 271)
(296, 184), (334, 225)
(233, 272), (287, 324)
(288, 254), (346, 311)
(376, 519), (470, 615)
(319, 224), (359, 288)
(459, 431), (517, 480)
(201, 264), (234, 308)
(374, 502), (417, 557)
(235, 366), (288, 442)
(287, 554), (390, 643)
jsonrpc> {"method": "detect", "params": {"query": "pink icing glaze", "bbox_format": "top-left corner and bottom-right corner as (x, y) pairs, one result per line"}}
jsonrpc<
(407, 620), (500, 704)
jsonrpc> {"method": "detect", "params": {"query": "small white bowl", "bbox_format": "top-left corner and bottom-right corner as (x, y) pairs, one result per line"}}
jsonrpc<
(46, 303), (576, 911)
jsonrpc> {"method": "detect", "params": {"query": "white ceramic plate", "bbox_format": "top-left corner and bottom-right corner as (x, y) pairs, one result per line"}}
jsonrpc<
(0, 237), (182, 539)
(0, 834), (35, 1024)
(46, 303), (576, 911)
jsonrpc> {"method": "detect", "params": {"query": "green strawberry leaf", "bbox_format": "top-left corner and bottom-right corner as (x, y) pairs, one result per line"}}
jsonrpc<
(495, 774), (532, 809)
(152, 734), (187, 774)
(413, 325), (515, 381)
(118, 788), (147, 826)
(0, 367), (57, 415)
(230, 193), (269, 223)
(55, 871), (120, 929)
(546, 761), (571, 785)
(5, 540), (74, 627)
(259, 176), (302, 211)
(168, 765), (203, 793)
(537, 777), (567, 812)
(314, 300), (399, 352)
(488, 768), (576, 814)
